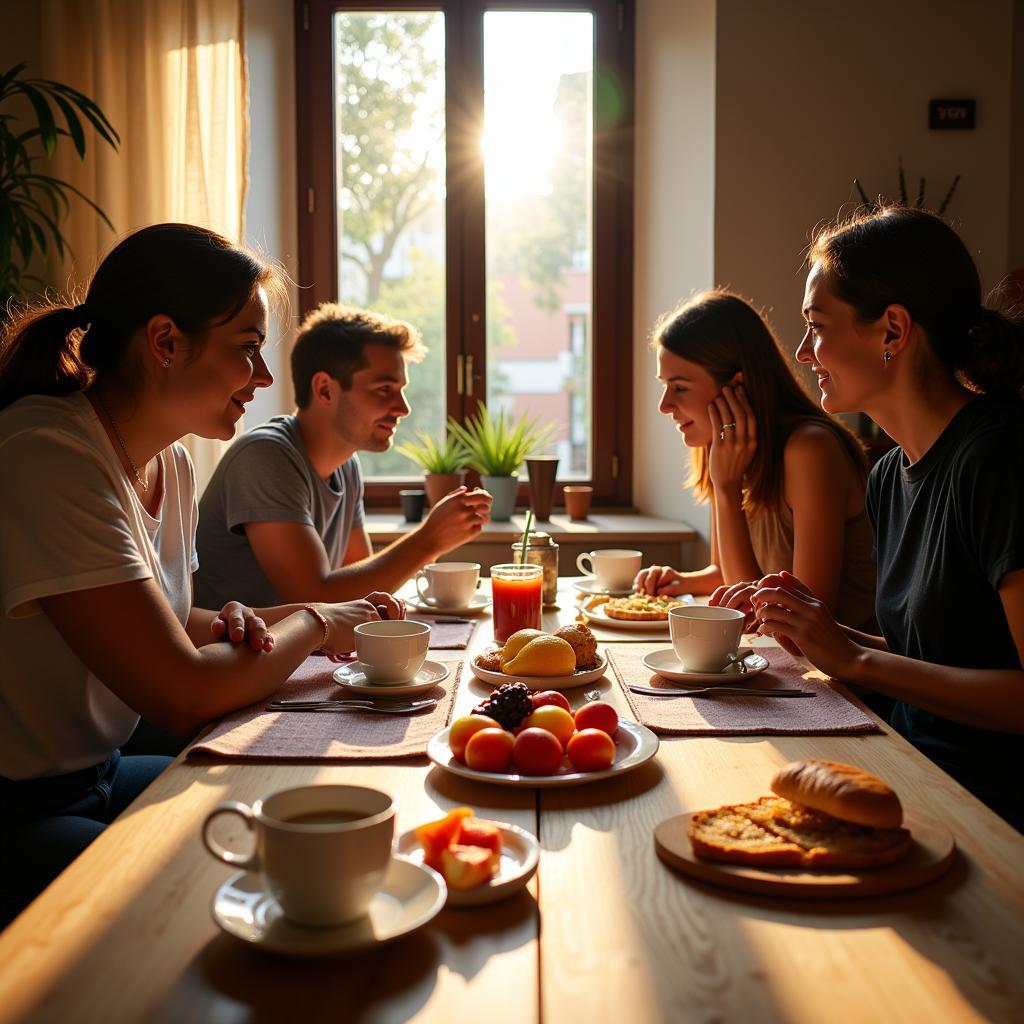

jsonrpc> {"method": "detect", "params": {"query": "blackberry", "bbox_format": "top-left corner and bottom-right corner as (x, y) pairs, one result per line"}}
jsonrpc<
(471, 682), (533, 731)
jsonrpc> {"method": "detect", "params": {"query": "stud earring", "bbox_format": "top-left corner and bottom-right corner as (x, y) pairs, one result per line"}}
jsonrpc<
(883, 351), (892, 363)
(163, 357), (172, 367)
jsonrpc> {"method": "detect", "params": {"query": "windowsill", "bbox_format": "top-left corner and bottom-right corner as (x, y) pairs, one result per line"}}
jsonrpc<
(365, 510), (699, 543)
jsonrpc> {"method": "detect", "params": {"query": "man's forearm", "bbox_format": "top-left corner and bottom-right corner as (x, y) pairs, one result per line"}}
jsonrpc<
(302, 529), (441, 602)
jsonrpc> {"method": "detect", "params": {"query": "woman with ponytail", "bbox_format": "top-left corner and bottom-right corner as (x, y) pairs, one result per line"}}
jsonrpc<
(717, 207), (1024, 830)
(0, 224), (402, 923)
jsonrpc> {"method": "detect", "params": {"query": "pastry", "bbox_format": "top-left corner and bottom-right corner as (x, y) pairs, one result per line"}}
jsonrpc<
(689, 760), (912, 869)
(603, 593), (689, 620)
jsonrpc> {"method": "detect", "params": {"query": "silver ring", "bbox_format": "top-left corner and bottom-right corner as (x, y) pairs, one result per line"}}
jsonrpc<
(718, 422), (737, 441)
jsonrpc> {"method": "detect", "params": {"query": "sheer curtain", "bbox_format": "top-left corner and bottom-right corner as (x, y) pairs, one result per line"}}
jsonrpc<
(42, 0), (250, 493)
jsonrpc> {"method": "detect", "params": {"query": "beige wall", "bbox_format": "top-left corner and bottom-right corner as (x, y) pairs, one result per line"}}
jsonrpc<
(1010, 0), (1024, 271)
(715, 0), (1016, 360)
(244, 0), (300, 426)
(632, 0), (716, 553)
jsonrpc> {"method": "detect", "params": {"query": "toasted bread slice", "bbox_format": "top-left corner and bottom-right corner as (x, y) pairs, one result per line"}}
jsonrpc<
(689, 805), (810, 866)
(689, 796), (911, 869)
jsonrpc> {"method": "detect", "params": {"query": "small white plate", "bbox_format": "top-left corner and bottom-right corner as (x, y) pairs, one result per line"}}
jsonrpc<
(582, 601), (693, 632)
(571, 579), (634, 597)
(333, 659), (451, 697)
(427, 719), (659, 788)
(405, 593), (492, 616)
(642, 648), (770, 683)
(396, 821), (539, 907)
(470, 651), (608, 691)
(210, 859), (445, 958)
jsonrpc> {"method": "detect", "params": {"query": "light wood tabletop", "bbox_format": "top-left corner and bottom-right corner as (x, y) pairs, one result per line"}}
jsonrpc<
(1, 581), (1022, 1023)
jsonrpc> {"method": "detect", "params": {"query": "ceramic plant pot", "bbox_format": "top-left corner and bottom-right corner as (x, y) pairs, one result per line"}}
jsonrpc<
(424, 472), (465, 507)
(481, 474), (518, 521)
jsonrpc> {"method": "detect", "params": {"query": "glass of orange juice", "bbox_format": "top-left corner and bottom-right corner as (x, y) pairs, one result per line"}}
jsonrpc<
(491, 564), (543, 643)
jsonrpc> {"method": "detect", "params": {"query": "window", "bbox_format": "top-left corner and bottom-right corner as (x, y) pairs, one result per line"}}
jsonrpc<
(296, 0), (633, 506)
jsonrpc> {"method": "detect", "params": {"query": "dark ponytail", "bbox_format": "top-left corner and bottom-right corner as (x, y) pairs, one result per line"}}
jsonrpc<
(809, 206), (1024, 399)
(0, 305), (92, 410)
(0, 223), (286, 413)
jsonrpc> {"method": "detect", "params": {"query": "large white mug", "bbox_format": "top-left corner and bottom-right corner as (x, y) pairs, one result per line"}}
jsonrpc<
(576, 548), (643, 591)
(354, 619), (430, 683)
(202, 784), (396, 927)
(414, 561), (480, 608)
(668, 606), (746, 673)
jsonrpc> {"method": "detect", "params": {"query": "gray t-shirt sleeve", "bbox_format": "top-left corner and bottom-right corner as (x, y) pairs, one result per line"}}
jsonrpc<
(222, 438), (316, 533)
(348, 455), (365, 529)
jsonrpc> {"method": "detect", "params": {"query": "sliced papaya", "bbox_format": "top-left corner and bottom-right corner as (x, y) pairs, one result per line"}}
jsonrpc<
(441, 844), (500, 890)
(415, 806), (473, 870)
(458, 818), (502, 856)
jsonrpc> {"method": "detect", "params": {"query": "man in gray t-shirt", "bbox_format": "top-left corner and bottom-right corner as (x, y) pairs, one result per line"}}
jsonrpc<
(194, 303), (491, 609)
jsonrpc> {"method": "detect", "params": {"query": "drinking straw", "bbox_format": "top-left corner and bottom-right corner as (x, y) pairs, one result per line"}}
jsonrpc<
(520, 509), (534, 565)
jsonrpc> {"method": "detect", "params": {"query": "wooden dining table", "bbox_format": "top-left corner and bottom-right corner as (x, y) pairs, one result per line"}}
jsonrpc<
(1, 579), (1023, 1023)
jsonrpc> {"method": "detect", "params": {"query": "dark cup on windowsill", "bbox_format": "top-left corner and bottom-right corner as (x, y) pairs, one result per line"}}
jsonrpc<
(399, 489), (426, 524)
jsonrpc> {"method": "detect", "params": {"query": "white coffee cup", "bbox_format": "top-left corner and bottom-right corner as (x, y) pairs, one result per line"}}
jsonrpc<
(576, 549), (643, 591)
(202, 784), (396, 927)
(414, 561), (480, 608)
(668, 605), (746, 673)
(354, 619), (430, 683)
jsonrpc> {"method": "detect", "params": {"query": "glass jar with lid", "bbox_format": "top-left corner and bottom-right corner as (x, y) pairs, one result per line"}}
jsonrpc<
(511, 531), (559, 606)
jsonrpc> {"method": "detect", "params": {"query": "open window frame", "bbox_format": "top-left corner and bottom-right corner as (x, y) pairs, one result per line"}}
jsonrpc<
(294, 0), (634, 509)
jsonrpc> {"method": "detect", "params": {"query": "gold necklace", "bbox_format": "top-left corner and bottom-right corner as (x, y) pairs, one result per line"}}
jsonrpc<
(93, 391), (147, 492)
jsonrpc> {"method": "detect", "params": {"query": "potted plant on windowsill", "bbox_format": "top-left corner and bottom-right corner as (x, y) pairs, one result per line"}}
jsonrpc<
(394, 430), (471, 507)
(447, 403), (555, 521)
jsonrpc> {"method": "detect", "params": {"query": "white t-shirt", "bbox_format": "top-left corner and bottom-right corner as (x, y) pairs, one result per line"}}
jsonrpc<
(0, 392), (198, 780)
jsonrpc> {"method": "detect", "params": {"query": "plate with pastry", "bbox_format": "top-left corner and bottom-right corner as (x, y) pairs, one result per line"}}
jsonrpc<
(581, 592), (693, 631)
(654, 759), (956, 899)
(470, 624), (608, 690)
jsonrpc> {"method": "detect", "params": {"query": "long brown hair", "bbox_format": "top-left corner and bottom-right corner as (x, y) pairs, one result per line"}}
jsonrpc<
(809, 206), (1024, 398)
(0, 223), (287, 412)
(652, 288), (867, 511)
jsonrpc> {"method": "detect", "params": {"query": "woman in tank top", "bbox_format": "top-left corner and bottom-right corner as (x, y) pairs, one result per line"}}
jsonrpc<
(635, 289), (875, 630)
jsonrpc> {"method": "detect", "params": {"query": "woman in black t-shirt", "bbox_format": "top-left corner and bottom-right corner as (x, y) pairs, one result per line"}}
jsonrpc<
(714, 206), (1024, 831)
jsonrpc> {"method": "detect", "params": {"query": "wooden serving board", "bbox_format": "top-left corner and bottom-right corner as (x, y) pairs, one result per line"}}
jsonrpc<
(654, 811), (956, 900)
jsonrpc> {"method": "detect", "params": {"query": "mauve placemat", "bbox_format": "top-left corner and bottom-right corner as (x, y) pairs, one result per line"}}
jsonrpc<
(407, 614), (478, 650)
(187, 655), (460, 762)
(606, 644), (881, 737)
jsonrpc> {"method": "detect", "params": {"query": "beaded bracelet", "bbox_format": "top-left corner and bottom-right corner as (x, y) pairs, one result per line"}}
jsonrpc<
(303, 604), (330, 652)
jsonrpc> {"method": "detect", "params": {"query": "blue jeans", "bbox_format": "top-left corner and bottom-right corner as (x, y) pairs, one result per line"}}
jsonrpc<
(0, 751), (171, 928)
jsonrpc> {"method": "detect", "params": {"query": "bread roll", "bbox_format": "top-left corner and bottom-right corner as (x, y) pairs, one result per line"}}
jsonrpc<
(771, 759), (903, 829)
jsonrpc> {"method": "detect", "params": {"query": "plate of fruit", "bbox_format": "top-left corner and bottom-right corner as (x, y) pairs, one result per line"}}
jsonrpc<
(397, 807), (539, 907)
(427, 684), (659, 788)
(471, 624), (607, 691)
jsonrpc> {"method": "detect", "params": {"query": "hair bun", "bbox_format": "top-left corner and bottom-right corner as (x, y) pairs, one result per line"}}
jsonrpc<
(770, 758), (903, 829)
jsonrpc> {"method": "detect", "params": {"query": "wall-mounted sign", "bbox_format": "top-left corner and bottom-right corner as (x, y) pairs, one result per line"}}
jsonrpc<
(929, 99), (975, 130)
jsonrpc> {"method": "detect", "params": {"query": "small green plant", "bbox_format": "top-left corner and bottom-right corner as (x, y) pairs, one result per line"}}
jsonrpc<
(854, 156), (960, 216)
(446, 402), (555, 477)
(0, 63), (119, 306)
(394, 430), (470, 474)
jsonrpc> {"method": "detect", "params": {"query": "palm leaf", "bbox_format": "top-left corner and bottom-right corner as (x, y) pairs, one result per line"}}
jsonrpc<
(17, 83), (58, 156)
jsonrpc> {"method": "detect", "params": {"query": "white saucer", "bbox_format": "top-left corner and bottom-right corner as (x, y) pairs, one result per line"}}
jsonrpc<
(333, 660), (451, 697)
(642, 648), (770, 683)
(571, 579), (634, 597)
(405, 593), (492, 616)
(470, 651), (608, 691)
(396, 821), (539, 906)
(210, 859), (445, 958)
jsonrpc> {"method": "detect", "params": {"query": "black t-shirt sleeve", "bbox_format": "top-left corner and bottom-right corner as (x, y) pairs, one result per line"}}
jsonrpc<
(955, 427), (1024, 589)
